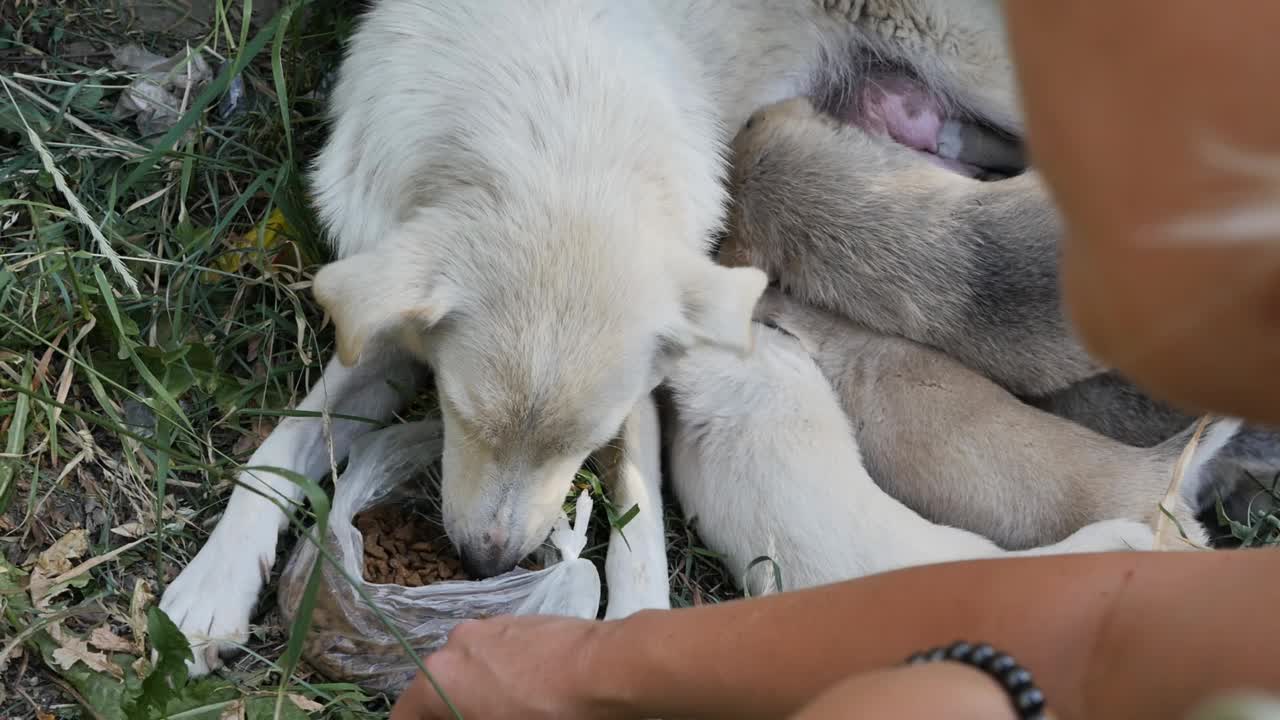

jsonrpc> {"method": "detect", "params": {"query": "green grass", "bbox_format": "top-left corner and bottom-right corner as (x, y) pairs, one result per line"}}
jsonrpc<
(0, 2), (740, 716)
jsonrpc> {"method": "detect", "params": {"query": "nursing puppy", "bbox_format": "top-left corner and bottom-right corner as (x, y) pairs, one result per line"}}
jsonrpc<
(720, 96), (1280, 524)
(666, 321), (1159, 595)
(755, 290), (1240, 549)
(159, 0), (1060, 672)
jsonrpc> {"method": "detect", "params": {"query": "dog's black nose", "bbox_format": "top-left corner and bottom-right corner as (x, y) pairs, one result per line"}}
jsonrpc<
(458, 546), (519, 579)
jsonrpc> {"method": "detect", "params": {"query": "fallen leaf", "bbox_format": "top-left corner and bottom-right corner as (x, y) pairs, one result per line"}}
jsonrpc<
(288, 694), (326, 713)
(50, 627), (123, 679)
(110, 521), (148, 539)
(89, 625), (136, 654)
(219, 699), (246, 720)
(36, 528), (89, 575)
(129, 578), (155, 650)
(132, 656), (151, 678)
(30, 536), (147, 610)
(202, 208), (291, 282)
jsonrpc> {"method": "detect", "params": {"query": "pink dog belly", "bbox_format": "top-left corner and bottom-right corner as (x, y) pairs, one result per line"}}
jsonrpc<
(848, 75), (944, 153)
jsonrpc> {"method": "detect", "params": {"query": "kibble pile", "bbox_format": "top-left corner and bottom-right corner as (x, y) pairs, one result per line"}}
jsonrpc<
(354, 504), (468, 586)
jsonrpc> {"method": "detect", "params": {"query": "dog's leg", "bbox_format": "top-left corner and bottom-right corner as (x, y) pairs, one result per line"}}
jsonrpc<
(159, 347), (423, 675)
(598, 394), (670, 619)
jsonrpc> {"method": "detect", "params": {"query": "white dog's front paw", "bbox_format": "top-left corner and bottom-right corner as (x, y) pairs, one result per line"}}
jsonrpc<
(158, 529), (275, 676)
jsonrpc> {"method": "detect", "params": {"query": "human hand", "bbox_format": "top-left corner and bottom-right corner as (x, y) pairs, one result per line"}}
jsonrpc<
(388, 615), (627, 720)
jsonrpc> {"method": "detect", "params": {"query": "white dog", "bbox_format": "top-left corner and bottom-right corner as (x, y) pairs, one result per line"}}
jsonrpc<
(666, 321), (1160, 595)
(161, 0), (1031, 673)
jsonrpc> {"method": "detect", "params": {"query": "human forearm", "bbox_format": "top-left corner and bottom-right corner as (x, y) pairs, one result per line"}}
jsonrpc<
(598, 551), (1279, 720)
(600, 554), (1115, 719)
(1000, 1), (1280, 424)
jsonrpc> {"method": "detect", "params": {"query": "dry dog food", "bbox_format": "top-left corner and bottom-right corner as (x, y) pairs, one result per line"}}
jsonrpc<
(354, 504), (467, 586)
(353, 503), (542, 587)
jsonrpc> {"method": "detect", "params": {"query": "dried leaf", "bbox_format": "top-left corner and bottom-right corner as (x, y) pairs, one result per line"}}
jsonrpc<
(50, 628), (123, 679)
(219, 699), (246, 720)
(31, 536), (147, 609)
(288, 694), (326, 713)
(202, 208), (291, 282)
(110, 521), (148, 539)
(129, 578), (155, 650)
(89, 625), (136, 654)
(36, 528), (89, 575)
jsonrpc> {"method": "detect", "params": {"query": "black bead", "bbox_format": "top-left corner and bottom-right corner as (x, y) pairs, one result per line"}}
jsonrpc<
(1017, 687), (1046, 714)
(968, 644), (996, 665)
(902, 641), (1047, 719)
(946, 641), (973, 660)
(1002, 667), (1033, 692)
(986, 653), (1017, 674)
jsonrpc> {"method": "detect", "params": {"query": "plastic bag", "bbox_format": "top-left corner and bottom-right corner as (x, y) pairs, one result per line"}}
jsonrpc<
(277, 418), (601, 694)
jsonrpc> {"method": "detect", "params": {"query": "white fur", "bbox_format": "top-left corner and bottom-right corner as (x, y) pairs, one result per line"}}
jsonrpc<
(162, 0), (1025, 673)
(667, 324), (1158, 596)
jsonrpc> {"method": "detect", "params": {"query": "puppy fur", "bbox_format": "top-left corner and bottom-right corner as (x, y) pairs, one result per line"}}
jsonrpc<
(719, 97), (1086, 398)
(755, 289), (1241, 549)
(721, 96), (1280, 533)
(162, 0), (1030, 674)
(666, 321), (1159, 596)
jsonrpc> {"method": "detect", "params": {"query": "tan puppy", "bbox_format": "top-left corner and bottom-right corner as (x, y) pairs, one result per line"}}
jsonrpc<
(755, 289), (1239, 549)
(665, 321), (1158, 596)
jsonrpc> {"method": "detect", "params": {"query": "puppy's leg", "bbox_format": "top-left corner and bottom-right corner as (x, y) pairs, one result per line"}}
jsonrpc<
(159, 347), (423, 675)
(599, 394), (670, 619)
(1031, 373), (1280, 526)
(1017, 518), (1157, 556)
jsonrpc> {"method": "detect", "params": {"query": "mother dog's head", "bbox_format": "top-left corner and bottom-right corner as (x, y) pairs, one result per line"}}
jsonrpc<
(311, 202), (765, 577)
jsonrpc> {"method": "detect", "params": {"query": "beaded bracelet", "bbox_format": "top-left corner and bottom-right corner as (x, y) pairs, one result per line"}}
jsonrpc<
(905, 641), (1048, 720)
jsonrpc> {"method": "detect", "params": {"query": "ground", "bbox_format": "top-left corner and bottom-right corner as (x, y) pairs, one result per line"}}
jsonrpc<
(2, 1), (1279, 719)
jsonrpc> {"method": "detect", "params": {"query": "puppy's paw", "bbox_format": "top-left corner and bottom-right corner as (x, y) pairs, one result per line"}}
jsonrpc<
(1035, 518), (1157, 555)
(158, 528), (275, 676)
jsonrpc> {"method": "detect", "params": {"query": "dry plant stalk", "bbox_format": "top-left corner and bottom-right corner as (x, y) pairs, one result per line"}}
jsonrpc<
(1154, 415), (1212, 550)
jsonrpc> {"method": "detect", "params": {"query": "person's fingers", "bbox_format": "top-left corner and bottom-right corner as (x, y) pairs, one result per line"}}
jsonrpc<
(391, 671), (449, 720)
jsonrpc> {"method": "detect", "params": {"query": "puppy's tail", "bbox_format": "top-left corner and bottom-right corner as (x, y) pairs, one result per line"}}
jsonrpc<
(1155, 415), (1245, 504)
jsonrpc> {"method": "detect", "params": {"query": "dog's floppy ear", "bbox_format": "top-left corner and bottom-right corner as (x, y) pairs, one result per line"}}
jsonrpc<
(312, 251), (452, 367)
(673, 255), (769, 355)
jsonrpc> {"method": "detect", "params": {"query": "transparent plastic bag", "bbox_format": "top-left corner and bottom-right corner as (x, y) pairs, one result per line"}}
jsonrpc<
(277, 418), (601, 694)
